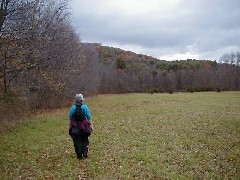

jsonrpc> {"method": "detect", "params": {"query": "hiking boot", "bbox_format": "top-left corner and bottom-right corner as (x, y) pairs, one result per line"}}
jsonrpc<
(77, 155), (82, 160)
(83, 153), (88, 158)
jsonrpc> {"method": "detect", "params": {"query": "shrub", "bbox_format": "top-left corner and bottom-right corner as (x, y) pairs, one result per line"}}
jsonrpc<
(216, 87), (221, 92)
(186, 86), (214, 93)
(168, 90), (174, 94)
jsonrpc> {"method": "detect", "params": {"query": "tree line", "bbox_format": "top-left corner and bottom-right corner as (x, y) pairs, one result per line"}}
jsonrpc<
(88, 44), (240, 94)
(0, 1), (239, 128)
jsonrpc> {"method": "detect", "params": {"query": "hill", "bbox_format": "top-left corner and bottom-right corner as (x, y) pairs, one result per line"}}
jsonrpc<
(82, 43), (240, 94)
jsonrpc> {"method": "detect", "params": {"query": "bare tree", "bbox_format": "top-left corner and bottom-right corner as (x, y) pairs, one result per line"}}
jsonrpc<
(0, 0), (10, 32)
(0, 0), (72, 93)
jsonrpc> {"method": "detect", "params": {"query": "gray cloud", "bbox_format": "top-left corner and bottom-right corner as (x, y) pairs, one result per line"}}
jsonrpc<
(71, 0), (240, 60)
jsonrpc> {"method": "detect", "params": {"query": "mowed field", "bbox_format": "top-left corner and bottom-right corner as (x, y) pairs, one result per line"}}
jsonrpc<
(0, 92), (239, 179)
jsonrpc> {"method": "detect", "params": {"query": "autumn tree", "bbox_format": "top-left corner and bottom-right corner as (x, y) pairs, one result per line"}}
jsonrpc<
(0, 0), (72, 93)
(0, 0), (90, 109)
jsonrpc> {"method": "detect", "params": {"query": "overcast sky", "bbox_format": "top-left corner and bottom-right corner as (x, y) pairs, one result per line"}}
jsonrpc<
(70, 0), (240, 61)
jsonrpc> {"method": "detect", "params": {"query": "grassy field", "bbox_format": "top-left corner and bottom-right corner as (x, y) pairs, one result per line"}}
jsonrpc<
(0, 92), (239, 179)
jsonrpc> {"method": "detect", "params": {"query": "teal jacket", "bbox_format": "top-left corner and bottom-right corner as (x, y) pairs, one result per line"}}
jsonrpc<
(69, 104), (91, 121)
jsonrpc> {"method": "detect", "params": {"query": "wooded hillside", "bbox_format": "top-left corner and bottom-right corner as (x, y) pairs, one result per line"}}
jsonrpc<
(83, 43), (240, 94)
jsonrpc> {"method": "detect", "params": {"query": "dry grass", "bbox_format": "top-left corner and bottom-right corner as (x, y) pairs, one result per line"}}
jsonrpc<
(0, 92), (28, 132)
(0, 92), (239, 179)
(88, 92), (240, 179)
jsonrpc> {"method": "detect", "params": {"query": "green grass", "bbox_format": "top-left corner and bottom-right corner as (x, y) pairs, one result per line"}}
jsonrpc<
(0, 92), (240, 179)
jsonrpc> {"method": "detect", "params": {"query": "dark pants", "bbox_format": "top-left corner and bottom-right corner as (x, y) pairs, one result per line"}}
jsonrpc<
(71, 133), (89, 159)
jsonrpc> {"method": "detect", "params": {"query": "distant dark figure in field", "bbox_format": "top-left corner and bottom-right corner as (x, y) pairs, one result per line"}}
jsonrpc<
(69, 94), (93, 159)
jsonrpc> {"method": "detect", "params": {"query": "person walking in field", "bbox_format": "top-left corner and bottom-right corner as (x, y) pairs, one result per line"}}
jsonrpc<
(69, 94), (93, 159)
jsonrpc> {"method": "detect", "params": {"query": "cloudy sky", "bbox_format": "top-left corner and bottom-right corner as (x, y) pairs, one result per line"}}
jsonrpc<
(71, 0), (240, 60)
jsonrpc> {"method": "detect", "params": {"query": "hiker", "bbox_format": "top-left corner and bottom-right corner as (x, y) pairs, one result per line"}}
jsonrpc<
(69, 94), (93, 159)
